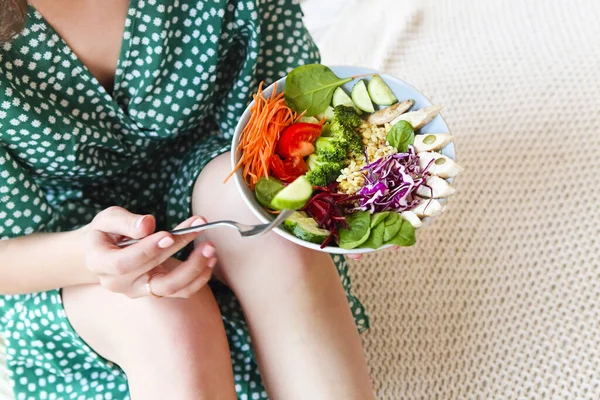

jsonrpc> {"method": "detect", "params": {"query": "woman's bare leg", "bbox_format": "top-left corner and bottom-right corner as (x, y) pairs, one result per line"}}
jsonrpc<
(192, 152), (374, 400)
(62, 284), (237, 400)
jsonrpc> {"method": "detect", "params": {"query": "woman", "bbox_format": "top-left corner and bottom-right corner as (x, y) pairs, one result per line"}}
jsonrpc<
(0, 0), (375, 399)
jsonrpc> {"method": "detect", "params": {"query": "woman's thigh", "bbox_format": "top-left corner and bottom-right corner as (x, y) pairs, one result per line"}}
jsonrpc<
(62, 284), (236, 398)
(191, 152), (374, 399)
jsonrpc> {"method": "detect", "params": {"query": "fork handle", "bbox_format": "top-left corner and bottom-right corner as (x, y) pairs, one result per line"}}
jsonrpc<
(116, 221), (237, 248)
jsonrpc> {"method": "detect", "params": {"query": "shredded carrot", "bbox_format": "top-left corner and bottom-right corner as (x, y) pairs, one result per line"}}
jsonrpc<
(224, 82), (298, 189)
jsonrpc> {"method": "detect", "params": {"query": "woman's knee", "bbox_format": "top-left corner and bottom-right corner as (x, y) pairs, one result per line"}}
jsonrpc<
(191, 152), (337, 292)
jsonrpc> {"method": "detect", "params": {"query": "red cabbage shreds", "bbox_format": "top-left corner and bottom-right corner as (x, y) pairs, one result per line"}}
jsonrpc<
(302, 184), (357, 248)
(354, 146), (432, 213)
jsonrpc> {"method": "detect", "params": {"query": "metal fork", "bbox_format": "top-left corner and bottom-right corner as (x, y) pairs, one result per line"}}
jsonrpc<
(116, 210), (294, 247)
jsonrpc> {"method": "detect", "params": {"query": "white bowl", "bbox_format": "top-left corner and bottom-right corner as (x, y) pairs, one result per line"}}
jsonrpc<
(231, 66), (455, 254)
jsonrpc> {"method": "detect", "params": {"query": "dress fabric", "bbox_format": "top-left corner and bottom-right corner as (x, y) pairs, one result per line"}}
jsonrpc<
(0, 1), (368, 399)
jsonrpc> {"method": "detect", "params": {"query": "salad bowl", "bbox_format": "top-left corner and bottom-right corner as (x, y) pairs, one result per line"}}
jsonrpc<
(231, 65), (456, 255)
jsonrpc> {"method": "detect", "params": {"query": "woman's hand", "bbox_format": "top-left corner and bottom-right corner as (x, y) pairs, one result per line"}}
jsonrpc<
(83, 206), (216, 299)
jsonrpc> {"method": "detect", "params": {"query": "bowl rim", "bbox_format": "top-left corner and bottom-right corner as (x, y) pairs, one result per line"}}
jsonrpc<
(230, 65), (453, 254)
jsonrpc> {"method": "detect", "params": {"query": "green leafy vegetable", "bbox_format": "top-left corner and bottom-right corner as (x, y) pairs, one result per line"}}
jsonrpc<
(285, 65), (353, 116)
(386, 120), (415, 153)
(360, 222), (385, 249)
(330, 106), (364, 155)
(370, 212), (391, 228)
(384, 213), (399, 226)
(338, 211), (371, 249)
(383, 219), (416, 247)
(383, 217), (403, 242)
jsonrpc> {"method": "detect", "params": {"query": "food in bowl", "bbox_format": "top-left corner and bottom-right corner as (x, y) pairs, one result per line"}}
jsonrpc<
(226, 64), (462, 252)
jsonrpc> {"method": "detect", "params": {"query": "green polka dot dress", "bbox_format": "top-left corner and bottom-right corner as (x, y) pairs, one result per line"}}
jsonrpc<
(0, 1), (369, 398)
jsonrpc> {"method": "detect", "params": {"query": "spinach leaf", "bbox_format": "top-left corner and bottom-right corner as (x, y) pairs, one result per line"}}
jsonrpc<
(384, 213), (399, 227)
(383, 219), (416, 247)
(338, 211), (371, 249)
(360, 222), (385, 249)
(383, 218), (403, 242)
(285, 65), (353, 116)
(386, 120), (414, 152)
(370, 212), (391, 228)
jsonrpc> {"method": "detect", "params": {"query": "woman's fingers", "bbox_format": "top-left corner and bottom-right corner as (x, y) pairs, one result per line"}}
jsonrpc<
(170, 264), (215, 299)
(87, 215), (207, 283)
(90, 206), (156, 239)
(143, 244), (216, 298)
(112, 216), (206, 274)
(173, 216), (207, 231)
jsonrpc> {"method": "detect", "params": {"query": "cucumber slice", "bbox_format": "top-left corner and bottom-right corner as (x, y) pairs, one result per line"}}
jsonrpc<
(283, 212), (330, 244)
(332, 87), (355, 108)
(351, 80), (375, 113)
(367, 75), (397, 106)
(255, 177), (284, 208)
(269, 176), (313, 210)
(316, 106), (335, 122)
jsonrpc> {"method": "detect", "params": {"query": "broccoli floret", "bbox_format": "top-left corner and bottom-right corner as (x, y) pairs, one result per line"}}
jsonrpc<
(314, 136), (347, 162)
(343, 128), (364, 155)
(306, 169), (328, 187)
(330, 106), (364, 155)
(306, 154), (343, 187)
(332, 105), (363, 129)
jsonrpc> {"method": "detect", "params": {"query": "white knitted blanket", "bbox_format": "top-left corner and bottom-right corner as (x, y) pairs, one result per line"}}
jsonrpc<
(3, 0), (600, 398)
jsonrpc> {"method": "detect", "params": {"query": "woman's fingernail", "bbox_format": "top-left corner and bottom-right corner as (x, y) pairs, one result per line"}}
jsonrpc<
(207, 258), (217, 269)
(191, 217), (206, 227)
(158, 236), (175, 249)
(136, 215), (147, 229)
(392, 246), (400, 251)
(202, 245), (216, 258)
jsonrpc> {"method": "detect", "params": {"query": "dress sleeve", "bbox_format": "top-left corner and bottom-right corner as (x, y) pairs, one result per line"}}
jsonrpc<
(0, 145), (57, 240)
(212, 0), (321, 139)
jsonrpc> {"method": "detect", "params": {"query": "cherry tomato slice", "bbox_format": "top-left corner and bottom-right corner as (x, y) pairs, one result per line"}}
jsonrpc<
(276, 123), (322, 158)
(270, 154), (308, 183)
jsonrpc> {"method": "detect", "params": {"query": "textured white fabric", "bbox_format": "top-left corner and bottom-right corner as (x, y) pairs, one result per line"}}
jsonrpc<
(3, 0), (600, 399)
(307, 0), (600, 398)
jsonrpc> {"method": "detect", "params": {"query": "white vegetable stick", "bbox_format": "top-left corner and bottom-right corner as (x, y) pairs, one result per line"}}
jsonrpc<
(411, 198), (443, 217)
(400, 211), (423, 229)
(389, 105), (443, 129)
(418, 152), (464, 178)
(413, 133), (454, 153)
(416, 176), (456, 198)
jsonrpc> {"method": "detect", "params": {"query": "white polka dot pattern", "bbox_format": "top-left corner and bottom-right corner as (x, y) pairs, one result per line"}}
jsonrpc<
(0, 0), (367, 399)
